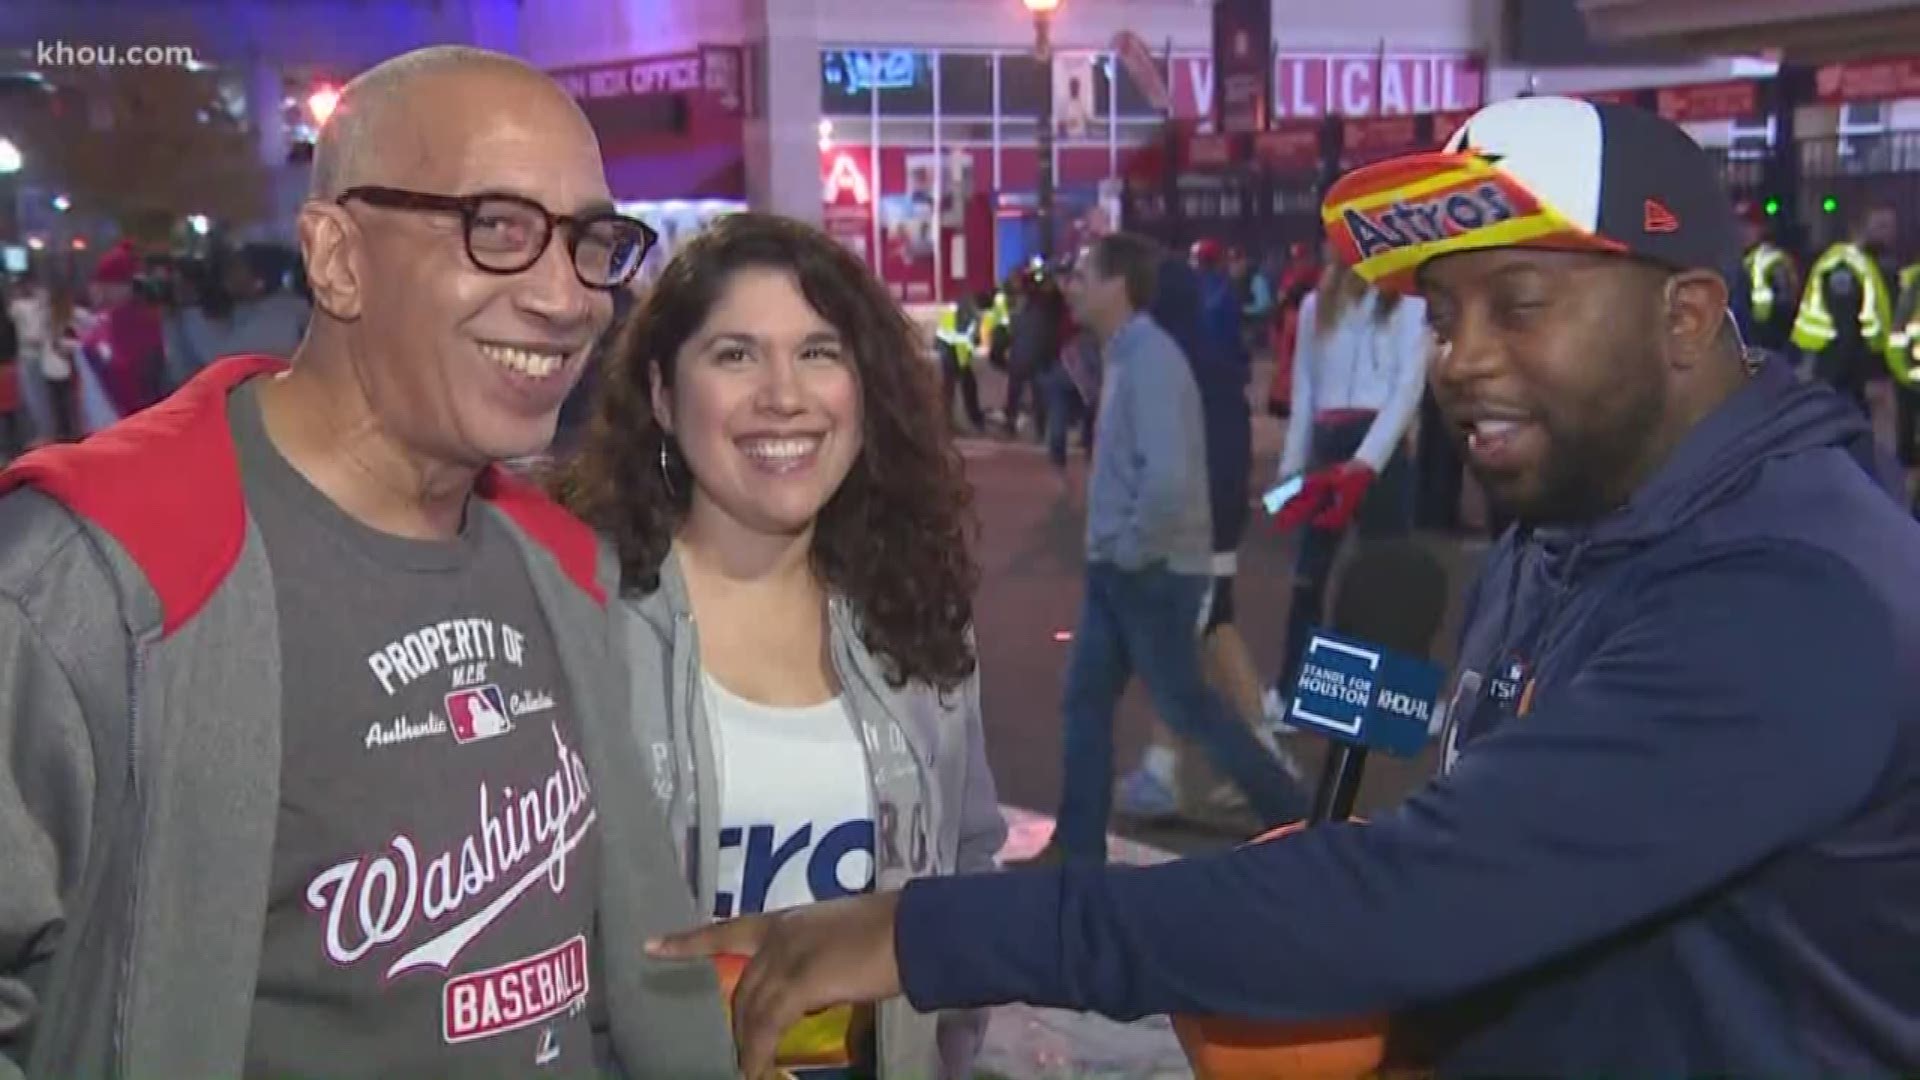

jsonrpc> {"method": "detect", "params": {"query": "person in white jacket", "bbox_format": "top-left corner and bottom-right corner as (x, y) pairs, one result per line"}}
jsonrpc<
(6, 278), (77, 445)
(1267, 260), (1429, 706)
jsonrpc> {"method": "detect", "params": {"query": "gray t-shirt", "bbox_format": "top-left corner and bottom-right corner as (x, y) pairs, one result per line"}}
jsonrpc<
(232, 381), (605, 1078)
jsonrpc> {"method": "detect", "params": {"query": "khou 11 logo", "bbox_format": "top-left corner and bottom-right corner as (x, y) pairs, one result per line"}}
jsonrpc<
(1286, 629), (1446, 758)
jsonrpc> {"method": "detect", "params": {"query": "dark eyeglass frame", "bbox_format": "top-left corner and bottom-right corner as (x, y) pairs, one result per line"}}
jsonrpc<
(336, 185), (657, 290)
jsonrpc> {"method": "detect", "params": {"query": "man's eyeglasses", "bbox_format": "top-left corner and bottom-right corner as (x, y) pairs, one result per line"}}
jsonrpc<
(337, 185), (657, 290)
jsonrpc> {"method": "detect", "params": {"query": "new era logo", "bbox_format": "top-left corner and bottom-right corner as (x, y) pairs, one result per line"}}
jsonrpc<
(1644, 199), (1680, 233)
(445, 685), (513, 744)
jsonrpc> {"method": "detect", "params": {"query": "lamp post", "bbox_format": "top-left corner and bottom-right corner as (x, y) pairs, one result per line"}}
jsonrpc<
(1023, 0), (1060, 261)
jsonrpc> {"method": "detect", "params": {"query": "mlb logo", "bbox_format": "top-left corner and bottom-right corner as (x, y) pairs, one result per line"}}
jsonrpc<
(445, 685), (513, 744)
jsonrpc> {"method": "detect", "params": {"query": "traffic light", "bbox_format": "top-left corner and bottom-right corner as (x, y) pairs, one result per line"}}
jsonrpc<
(1823, 196), (1839, 214)
(1764, 198), (1780, 217)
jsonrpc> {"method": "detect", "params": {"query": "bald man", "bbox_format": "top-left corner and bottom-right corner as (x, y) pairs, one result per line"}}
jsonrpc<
(0, 47), (734, 1078)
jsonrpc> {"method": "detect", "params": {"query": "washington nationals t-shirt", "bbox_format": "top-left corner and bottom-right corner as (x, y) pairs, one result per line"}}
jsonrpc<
(231, 380), (604, 1077)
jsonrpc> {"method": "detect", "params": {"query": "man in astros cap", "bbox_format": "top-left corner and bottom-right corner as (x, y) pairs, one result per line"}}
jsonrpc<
(650, 98), (1920, 1076)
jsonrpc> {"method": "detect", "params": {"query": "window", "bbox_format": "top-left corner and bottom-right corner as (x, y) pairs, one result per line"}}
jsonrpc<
(1839, 100), (1889, 171)
(1000, 54), (1047, 119)
(939, 53), (995, 117)
(1842, 102), (1888, 130)
(820, 50), (936, 117)
(1727, 112), (1773, 162)
(820, 52), (872, 116)
(879, 51), (935, 117)
(1100, 53), (1164, 118)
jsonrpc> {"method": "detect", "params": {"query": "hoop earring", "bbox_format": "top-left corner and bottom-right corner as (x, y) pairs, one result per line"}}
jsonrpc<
(658, 440), (678, 499)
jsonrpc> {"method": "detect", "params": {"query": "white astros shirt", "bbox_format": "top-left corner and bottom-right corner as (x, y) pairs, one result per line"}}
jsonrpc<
(704, 673), (877, 922)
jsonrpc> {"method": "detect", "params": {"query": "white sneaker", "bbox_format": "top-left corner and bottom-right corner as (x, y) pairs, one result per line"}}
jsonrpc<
(1262, 687), (1303, 736)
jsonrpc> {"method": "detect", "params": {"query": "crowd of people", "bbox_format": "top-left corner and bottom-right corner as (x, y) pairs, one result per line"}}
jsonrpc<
(1736, 198), (1920, 513)
(1, 44), (1917, 1080)
(0, 242), (307, 457)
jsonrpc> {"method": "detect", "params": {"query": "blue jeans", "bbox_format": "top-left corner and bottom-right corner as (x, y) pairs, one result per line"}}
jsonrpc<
(1039, 365), (1088, 470)
(1054, 563), (1312, 857)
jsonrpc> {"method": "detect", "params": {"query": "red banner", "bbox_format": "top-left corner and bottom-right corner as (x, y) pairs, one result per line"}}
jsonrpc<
(1814, 55), (1920, 104)
(1185, 133), (1236, 169)
(1341, 115), (1419, 168)
(1656, 79), (1759, 123)
(1254, 124), (1320, 172)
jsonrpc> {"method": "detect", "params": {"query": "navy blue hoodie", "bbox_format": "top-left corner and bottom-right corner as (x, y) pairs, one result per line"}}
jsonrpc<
(897, 356), (1920, 1073)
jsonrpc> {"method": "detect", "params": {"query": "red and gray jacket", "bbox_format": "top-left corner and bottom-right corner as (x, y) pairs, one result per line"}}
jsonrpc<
(0, 356), (733, 1079)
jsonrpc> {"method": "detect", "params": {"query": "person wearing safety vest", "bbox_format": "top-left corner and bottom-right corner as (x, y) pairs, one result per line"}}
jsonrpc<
(1791, 201), (1899, 413)
(1889, 261), (1920, 512)
(980, 286), (1011, 372)
(1737, 201), (1798, 353)
(935, 292), (986, 432)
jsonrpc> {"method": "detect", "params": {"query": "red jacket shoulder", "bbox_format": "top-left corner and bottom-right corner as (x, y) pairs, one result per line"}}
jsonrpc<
(0, 355), (285, 635)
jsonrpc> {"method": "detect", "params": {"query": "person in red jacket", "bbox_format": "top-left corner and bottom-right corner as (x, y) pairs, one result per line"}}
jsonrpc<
(80, 241), (167, 423)
(1266, 240), (1322, 418)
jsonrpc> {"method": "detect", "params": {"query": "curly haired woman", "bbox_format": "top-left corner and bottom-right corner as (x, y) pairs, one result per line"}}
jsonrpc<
(553, 212), (1004, 1080)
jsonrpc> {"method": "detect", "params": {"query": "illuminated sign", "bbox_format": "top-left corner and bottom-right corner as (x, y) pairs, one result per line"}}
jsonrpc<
(822, 152), (871, 205)
(553, 54), (704, 102)
(822, 50), (926, 96)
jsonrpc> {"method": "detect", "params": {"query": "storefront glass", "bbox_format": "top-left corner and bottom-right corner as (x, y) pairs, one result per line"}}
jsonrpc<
(817, 45), (1483, 305)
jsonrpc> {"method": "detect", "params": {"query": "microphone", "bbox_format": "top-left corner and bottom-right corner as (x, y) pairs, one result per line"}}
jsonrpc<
(1173, 539), (1451, 1079)
(1291, 539), (1451, 822)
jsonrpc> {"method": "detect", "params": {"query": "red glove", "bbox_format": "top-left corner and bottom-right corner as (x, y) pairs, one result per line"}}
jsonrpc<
(1311, 461), (1376, 532)
(1271, 470), (1334, 531)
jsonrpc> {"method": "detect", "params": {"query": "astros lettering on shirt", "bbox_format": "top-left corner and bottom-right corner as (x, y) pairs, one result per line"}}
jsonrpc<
(706, 673), (876, 1076)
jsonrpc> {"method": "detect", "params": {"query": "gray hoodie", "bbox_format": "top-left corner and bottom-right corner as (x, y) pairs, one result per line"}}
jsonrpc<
(1085, 313), (1214, 574)
(0, 357), (734, 1079)
(620, 548), (1007, 1080)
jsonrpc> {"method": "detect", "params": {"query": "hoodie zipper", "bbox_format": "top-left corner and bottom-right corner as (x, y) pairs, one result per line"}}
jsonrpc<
(112, 639), (150, 1079)
(672, 611), (707, 907)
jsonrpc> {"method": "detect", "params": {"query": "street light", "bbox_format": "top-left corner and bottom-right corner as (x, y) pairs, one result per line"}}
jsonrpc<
(0, 138), (21, 175)
(1023, 0), (1060, 261)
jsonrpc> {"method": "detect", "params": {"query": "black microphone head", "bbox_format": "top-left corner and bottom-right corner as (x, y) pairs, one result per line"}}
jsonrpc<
(1327, 538), (1450, 658)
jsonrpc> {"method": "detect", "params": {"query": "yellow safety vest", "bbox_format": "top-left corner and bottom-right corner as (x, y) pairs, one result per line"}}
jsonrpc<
(935, 306), (977, 368)
(1889, 263), (1920, 386)
(1744, 242), (1789, 324)
(1791, 242), (1892, 356)
(978, 291), (1009, 354)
